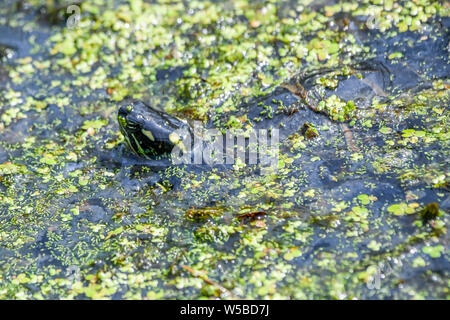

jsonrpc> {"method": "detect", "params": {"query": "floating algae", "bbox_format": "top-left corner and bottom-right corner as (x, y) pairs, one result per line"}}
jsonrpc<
(0, 0), (448, 299)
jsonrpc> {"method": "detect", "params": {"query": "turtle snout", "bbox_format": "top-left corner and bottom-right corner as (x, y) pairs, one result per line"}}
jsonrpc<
(118, 104), (143, 132)
(118, 104), (130, 118)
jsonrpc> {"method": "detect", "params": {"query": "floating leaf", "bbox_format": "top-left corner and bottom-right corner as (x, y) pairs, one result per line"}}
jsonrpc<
(422, 245), (444, 258)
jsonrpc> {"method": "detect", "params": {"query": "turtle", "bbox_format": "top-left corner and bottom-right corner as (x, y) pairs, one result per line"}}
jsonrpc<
(118, 60), (392, 162)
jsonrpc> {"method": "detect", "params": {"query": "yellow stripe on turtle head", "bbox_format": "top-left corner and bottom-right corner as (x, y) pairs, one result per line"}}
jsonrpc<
(169, 132), (180, 145)
(142, 129), (155, 141)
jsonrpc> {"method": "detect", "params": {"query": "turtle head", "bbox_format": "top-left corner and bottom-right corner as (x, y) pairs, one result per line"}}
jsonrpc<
(118, 99), (190, 158)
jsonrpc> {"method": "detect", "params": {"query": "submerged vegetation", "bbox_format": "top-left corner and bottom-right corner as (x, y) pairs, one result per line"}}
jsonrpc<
(0, 0), (448, 299)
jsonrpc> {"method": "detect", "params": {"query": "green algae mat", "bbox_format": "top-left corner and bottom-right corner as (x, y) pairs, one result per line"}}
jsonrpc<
(0, 0), (449, 299)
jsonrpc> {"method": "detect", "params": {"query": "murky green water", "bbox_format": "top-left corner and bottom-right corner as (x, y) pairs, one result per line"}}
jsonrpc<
(0, 0), (448, 299)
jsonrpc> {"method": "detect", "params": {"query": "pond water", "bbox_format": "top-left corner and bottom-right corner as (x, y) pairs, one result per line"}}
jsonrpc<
(0, 0), (448, 299)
